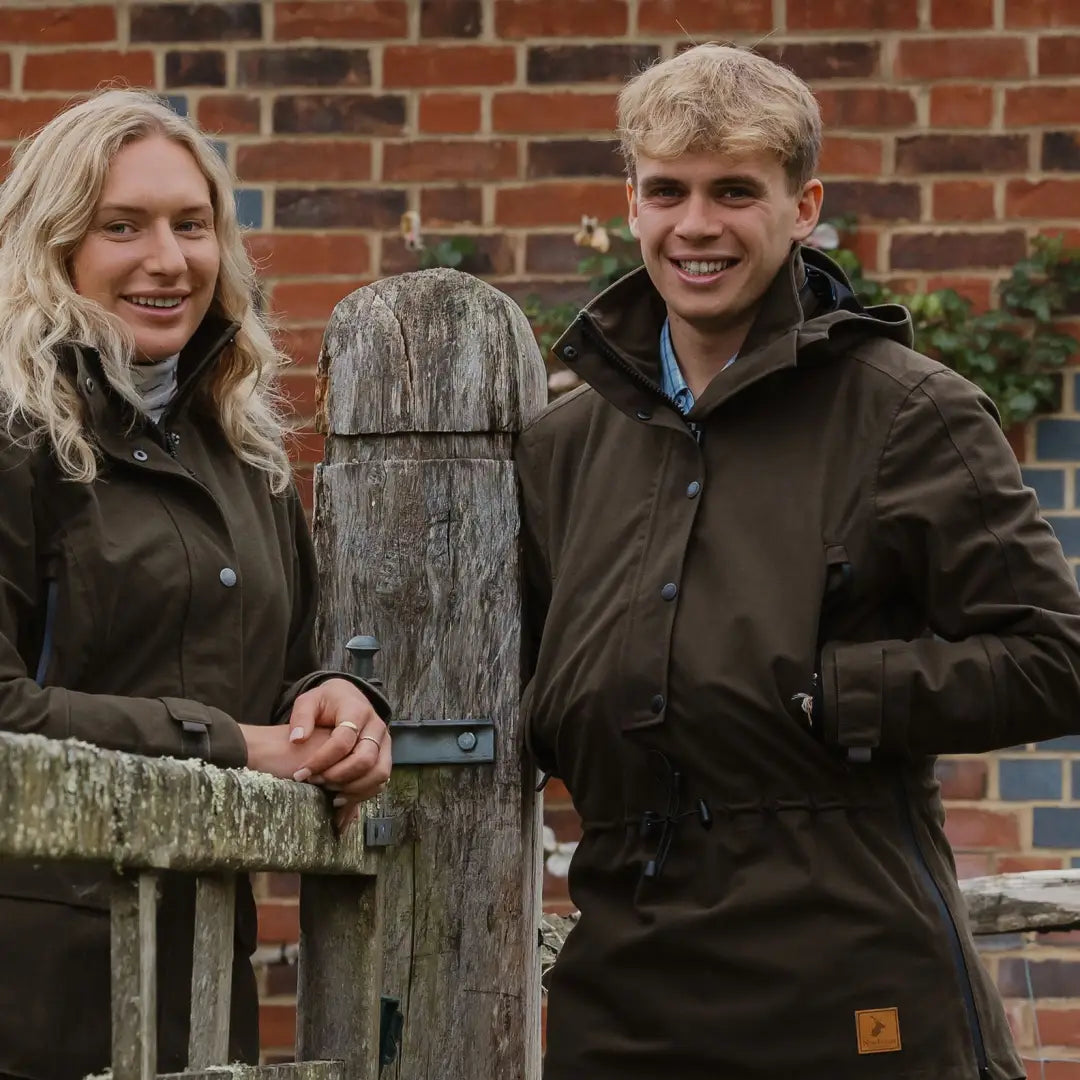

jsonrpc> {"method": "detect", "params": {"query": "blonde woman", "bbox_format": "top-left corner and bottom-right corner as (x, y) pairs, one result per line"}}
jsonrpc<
(0, 89), (391, 1078)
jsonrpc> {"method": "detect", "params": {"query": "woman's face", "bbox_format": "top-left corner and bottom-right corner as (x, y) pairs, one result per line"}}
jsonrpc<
(71, 134), (221, 363)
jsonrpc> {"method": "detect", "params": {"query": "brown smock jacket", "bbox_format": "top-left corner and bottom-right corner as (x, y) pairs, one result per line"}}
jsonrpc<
(0, 314), (389, 1080)
(516, 247), (1080, 1080)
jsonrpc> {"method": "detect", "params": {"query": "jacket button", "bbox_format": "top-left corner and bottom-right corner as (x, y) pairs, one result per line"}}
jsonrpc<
(650, 694), (665, 714)
(562, 344), (578, 362)
(660, 582), (678, 601)
(686, 481), (701, 498)
(85, 378), (95, 393)
(219, 568), (237, 587)
(636, 408), (652, 421)
(132, 449), (149, 462)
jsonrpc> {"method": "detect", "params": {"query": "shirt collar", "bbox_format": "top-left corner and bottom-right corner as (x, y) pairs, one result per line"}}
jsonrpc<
(660, 318), (737, 416)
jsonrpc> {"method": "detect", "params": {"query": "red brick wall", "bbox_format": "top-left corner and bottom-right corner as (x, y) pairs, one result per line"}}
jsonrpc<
(5, 0), (1080, 1069)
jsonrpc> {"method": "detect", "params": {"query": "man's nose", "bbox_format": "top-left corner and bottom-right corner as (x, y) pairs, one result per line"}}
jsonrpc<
(674, 194), (721, 240)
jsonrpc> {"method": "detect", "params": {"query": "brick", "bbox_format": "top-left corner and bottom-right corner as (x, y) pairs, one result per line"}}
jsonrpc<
(259, 1002), (295, 1050)
(542, 778), (574, 807)
(527, 45), (660, 85)
(933, 181), (996, 222)
(890, 230), (1027, 270)
(421, 0), (482, 36)
(997, 854), (1065, 872)
(1039, 421), (1080, 461)
(841, 226), (881, 271)
(787, 0), (918, 28)
(285, 429), (325, 465)
(493, 92), (617, 133)
(824, 181), (921, 222)
(0, 5), (116, 43)
(1040, 929), (1080, 945)
(418, 93), (481, 134)
(1000, 758), (1064, 800)
(277, 327), (326, 367)
(198, 94), (261, 134)
(279, 371), (318, 419)
(1035, 806), (1080, 846)
(1021, 466), (1067, 509)
(1007, 87), (1080, 126)
(384, 140), (517, 182)
(897, 135), (1027, 175)
(930, 85), (995, 128)
(1040, 35), (1080, 76)
(1019, 1061), (1080, 1080)
(264, 872), (300, 898)
(819, 136), (883, 177)
(271, 278), (368, 323)
(23, 49), (155, 91)
(1006, 0), (1080, 26)
(496, 181), (627, 226)
(923, 275), (993, 312)
(130, 3), (261, 41)
(895, 37), (1029, 80)
(502, 279), (590, 311)
(384, 45), (516, 87)
(276, 187), (406, 229)
(815, 89), (917, 129)
(942, 807), (1020, 849)
(420, 186), (483, 225)
(275, 1), (408, 39)
(931, 0), (994, 26)
(935, 758), (988, 799)
(1008, 179), (1080, 219)
(165, 50), (227, 88)
(239, 141), (372, 182)
(758, 42), (880, 81)
(1070, 760), (1080, 799)
(1001, 958), (1080, 997)
(639, 0), (772, 32)
(1036, 1009), (1080, 1047)
(526, 233), (586, 275)
(263, 961), (298, 998)
(1045, 132), (1080, 170)
(496, 0), (628, 37)
(273, 94), (406, 135)
(382, 234), (516, 277)
(0, 54), (10, 91)
(528, 139), (622, 179)
(238, 48), (371, 87)
(257, 901), (300, 943)
(234, 189), (263, 229)
(953, 852), (992, 878)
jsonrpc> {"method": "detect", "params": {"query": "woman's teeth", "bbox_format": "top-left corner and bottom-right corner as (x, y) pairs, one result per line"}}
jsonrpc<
(125, 296), (183, 308)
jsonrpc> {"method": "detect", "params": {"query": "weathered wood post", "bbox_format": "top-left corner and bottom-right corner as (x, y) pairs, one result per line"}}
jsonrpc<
(313, 268), (547, 1080)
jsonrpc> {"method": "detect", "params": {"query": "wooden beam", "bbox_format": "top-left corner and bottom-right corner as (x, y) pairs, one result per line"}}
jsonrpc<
(960, 869), (1080, 935)
(161, 1064), (344, 1079)
(188, 873), (236, 1067)
(111, 872), (158, 1080)
(0, 731), (378, 875)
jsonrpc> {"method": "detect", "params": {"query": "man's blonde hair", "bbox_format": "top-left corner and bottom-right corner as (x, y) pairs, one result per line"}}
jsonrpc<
(617, 43), (822, 190)
(0, 88), (291, 491)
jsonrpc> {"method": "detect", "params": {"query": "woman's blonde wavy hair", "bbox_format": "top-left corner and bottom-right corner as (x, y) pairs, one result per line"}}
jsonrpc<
(0, 87), (291, 491)
(618, 43), (822, 191)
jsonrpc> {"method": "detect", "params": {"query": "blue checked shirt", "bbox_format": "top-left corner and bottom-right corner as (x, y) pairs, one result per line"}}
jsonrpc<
(659, 318), (736, 415)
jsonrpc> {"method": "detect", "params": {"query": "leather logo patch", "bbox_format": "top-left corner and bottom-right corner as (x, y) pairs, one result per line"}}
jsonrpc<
(855, 1008), (902, 1054)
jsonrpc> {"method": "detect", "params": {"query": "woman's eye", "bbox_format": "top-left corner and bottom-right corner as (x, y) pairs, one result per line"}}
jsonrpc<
(103, 222), (133, 235)
(176, 220), (207, 233)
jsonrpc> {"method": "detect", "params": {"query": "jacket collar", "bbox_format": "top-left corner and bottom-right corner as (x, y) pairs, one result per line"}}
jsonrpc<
(552, 245), (912, 427)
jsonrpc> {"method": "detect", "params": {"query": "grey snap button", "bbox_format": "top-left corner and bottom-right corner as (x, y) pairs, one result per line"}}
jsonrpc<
(132, 449), (149, 462)
(562, 344), (578, 362)
(85, 378), (95, 393)
(661, 582), (678, 601)
(686, 481), (701, 498)
(219, 567), (237, 587)
(636, 408), (652, 421)
(650, 694), (665, 714)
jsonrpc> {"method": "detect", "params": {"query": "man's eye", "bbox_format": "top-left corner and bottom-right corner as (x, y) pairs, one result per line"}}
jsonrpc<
(722, 187), (754, 200)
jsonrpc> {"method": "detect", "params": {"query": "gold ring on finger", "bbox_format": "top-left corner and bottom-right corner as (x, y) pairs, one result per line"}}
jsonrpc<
(338, 720), (361, 735)
(359, 735), (382, 749)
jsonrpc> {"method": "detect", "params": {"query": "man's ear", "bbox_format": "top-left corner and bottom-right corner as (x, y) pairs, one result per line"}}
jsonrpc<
(791, 178), (824, 243)
(626, 179), (640, 239)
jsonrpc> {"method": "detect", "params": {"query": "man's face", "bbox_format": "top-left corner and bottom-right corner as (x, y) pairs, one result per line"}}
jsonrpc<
(627, 149), (823, 339)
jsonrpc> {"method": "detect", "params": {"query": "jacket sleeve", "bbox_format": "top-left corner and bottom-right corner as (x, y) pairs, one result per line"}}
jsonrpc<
(269, 488), (392, 726)
(0, 442), (248, 767)
(820, 369), (1080, 757)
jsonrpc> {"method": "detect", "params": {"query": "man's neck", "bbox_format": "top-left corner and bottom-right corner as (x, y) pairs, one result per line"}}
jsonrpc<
(667, 311), (753, 399)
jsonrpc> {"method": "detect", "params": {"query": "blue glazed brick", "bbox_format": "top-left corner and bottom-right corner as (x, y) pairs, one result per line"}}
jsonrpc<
(1000, 758), (1063, 800)
(234, 189), (263, 229)
(1038, 419), (1080, 460)
(1073, 856), (1080, 868)
(1045, 515), (1080, 557)
(1033, 807), (1080, 848)
(1038, 735), (1080, 751)
(212, 139), (228, 163)
(1021, 467), (1066, 510)
(1073, 373), (1080, 411)
(165, 95), (188, 118)
(1070, 762), (1080, 800)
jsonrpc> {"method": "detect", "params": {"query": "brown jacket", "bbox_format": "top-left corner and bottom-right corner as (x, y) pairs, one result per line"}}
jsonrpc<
(517, 248), (1080, 1080)
(0, 315), (388, 1080)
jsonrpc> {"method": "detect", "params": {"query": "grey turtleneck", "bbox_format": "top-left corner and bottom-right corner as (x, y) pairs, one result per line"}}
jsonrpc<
(130, 353), (179, 424)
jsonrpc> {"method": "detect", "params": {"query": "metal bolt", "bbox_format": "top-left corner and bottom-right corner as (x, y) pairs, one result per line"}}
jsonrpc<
(457, 731), (478, 752)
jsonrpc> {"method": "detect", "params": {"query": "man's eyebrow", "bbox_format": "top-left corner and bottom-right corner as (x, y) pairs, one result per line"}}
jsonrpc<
(639, 175), (685, 192)
(711, 174), (766, 192)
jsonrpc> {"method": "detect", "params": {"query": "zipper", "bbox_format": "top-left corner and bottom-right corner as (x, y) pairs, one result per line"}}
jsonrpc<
(578, 316), (685, 415)
(35, 563), (59, 687)
(895, 779), (990, 1079)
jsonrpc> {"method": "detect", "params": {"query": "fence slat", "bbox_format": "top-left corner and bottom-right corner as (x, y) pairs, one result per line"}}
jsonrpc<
(111, 871), (158, 1080)
(295, 873), (384, 1080)
(187, 872), (236, 1067)
(163, 1064), (344, 1079)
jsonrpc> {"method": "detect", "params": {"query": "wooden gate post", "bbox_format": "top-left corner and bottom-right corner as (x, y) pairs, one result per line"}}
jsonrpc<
(312, 268), (547, 1080)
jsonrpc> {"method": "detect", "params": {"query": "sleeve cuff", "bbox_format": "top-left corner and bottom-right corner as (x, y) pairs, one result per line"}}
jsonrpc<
(820, 641), (908, 759)
(160, 697), (247, 768)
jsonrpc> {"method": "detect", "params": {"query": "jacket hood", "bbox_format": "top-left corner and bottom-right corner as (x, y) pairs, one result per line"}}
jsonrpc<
(551, 244), (913, 422)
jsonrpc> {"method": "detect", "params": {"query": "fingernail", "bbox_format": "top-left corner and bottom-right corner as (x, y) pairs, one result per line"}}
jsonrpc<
(293, 768), (311, 782)
(333, 796), (348, 808)
(289, 727), (305, 742)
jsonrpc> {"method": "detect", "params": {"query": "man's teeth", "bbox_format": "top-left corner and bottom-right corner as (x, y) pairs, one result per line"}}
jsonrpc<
(125, 296), (183, 308)
(677, 259), (734, 275)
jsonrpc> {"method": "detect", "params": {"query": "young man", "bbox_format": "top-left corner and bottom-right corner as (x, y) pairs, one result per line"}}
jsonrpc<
(517, 44), (1080, 1080)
